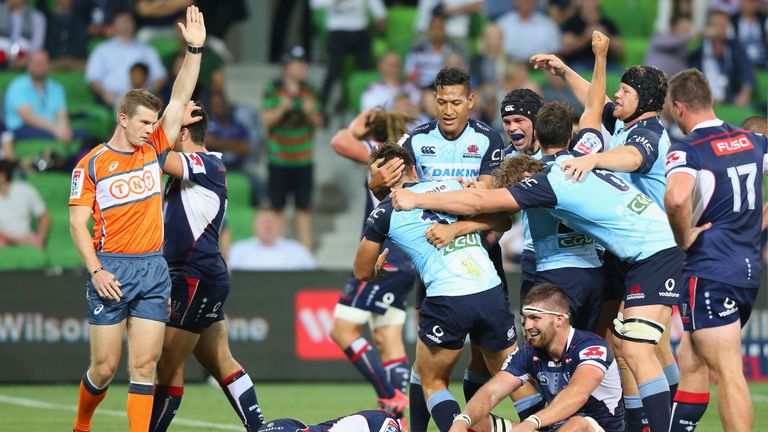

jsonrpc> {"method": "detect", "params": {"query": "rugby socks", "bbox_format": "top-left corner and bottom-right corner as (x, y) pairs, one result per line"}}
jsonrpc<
(624, 395), (648, 432)
(426, 389), (460, 432)
(73, 371), (108, 432)
(149, 385), (183, 432)
(513, 393), (545, 421)
(384, 357), (410, 394)
(409, 369), (431, 432)
(344, 337), (395, 398)
(463, 370), (490, 401)
(670, 391), (709, 432)
(127, 382), (154, 432)
(637, 375), (671, 432)
(664, 362), (680, 400)
(221, 369), (265, 430)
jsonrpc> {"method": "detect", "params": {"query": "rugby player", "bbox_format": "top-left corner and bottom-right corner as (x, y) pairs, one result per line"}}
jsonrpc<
(147, 106), (265, 431)
(449, 284), (625, 432)
(664, 68), (768, 432)
(355, 143), (517, 432)
(392, 100), (686, 432)
(69, 6), (205, 432)
(329, 107), (419, 417)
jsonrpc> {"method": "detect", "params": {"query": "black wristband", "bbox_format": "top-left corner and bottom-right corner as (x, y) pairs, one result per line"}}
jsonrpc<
(89, 267), (104, 279)
(187, 45), (203, 54)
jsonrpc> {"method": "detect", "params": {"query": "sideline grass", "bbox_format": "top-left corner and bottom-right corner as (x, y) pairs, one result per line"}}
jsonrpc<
(0, 382), (766, 431)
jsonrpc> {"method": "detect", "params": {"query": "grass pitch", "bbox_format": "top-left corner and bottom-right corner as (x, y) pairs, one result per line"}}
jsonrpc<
(0, 382), (766, 431)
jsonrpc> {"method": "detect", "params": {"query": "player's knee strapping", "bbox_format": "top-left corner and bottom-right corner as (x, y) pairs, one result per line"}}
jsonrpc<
(371, 307), (407, 328)
(612, 312), (665, 344)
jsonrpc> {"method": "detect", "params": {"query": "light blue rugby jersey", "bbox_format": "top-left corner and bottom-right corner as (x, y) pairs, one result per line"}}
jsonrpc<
(602, 103), (671, 208)
(399, 118), (504, 182)
(507, 130), (603, 271)
(508, 148), (677, 262)
(363, 180), (502, 297)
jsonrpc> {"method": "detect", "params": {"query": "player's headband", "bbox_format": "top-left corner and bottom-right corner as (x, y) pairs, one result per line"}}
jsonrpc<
(522, 305), (569, 319)
(620, 65), (667, 123)
(500, 100), (539, 125)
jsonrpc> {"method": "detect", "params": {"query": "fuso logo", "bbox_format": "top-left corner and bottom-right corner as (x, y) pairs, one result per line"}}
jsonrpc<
(109, 171), (156, 199)
(295, 290), (345, 360)
(711, 135), (753, 156)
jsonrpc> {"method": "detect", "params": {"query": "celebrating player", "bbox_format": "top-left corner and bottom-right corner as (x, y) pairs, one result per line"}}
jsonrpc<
(664, 68), (768, 432)
(329, 107), (418, 418)
(355, 143), (517, 432)
(449, 284), (625, 432)
(69, 6), (206, 432)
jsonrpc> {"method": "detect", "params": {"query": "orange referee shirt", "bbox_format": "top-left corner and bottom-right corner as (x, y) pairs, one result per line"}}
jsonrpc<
(69, 126), (172, 255)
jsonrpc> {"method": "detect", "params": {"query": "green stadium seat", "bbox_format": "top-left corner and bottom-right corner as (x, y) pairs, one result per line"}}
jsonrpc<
(149, 36), (180, 59)
(312, 9), (328, 43)
(227, 207), (255, 241)
(601, 1), (657, 38)
(14, 138), (81, 159)
(386, 6), (418, 59)
(0, 70), (22, 92)
(714, 104), (762, 125)
(27, 172), (72, 206)
(346, 71), (381, 113)
(227, 172), (252, 208)
(754, 70), (768, 106)
(0, 245), (47, 270)
(51, 71), (96, 106)
(69, 103), (114, 141)
(623, 37), (649, 69)
(577, 71), (623, 95)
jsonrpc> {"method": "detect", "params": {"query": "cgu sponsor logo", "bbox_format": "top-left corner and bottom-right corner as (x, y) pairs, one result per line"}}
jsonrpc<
(557, 234), (594, 249)
(444, 233), (481, 255)
(626, 193), (653, 215)
(97, 163), (161, 209)
(711, 135), (753, 156)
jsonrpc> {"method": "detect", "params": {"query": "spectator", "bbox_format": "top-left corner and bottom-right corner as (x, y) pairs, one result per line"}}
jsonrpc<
(0, 130), (12, 160)
(310, 0), (387, 109)
(415, 0), (483, 53)
(133, 0), (191, 43)
(361, 51), (422, 113)
(44, 0), (89, 71)
(206, 91), (252, 171)
(0, 0), (46, 70)
(0, 159), (49, 249)
(469, 22), (508, 87)
(228, 210), (316, 271)
(496, 0), (561, 61)
(645, 13), (695, 78)
(689, 10), (755, 106)
(85, 12), (167, 108)
(484, 0), (513, 21)
(4, 50), (88, 147)
(547, 0), (579, 26)
(731, 0), (767, 69)
(262, 46), (323, 252)
(78, 0), (132, 38)
(129, 62), (149, 89)
(560, 0), (624, 71)
(654, 0), (707, 35)
(405, 13), (458, 88)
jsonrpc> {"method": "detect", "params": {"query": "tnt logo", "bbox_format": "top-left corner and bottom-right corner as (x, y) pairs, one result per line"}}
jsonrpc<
(579, 345), (607, 361)
(295, 290), (345, 360)
(711, 135), (753, 156)
(109, 171), (156, 199)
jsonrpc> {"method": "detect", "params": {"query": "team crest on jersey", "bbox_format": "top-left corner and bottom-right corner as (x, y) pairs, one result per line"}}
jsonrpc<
(378, 418), (400, 432)
(574, 132), (602, 155)
(665, 151), (686, 170)
(396, 133), (410, 146)
(463, 144), (482, 159)
(187, 153), (207, 174)
(579, 345), (607, 361)
(70, 168), (84, 198)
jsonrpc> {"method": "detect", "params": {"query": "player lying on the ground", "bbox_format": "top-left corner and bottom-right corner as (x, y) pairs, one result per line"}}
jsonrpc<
(449, 283), (625, 432)
(354, 142), (521, 432)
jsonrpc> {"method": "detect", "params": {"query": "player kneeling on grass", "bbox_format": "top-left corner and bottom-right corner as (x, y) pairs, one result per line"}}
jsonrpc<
(258, 410), (401, 432)
(354, 143), (523, 432)
(450, 284), (625, 432)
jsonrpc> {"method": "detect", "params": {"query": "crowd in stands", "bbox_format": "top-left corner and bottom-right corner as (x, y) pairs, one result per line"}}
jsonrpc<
(2, 0), (768, 270)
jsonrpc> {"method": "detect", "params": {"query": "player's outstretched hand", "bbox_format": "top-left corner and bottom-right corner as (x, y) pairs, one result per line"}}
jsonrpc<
(530, 53), (566, 78)
(682, 222), (712, 251)
(562, 153), (597, 182)
(369, 157), (405, 190)
(426, 222), (459, 249)
(391, 188), (417, 211)
(178, 5), (206, 48)
(592, 30), (610, 57)
(182, 101), (203, 126)
(92, 269), (123, 301)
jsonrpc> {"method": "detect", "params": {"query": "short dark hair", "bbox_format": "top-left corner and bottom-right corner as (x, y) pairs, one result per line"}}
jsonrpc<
(185, 107), (209, 145)
(535, 101), (572, 149)
(369, 142), (414, 171)
(740, 116), (768, 135)
(434, 67), (471, 95)
(668, 69), (712, 112)
(492, 155), (544, 188)
(0, 159), (14, 181)
(522, 283), (570, 314)
(130, 62), (149, 75)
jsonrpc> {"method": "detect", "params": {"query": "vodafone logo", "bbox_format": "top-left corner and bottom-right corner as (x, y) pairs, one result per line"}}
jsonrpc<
(109, 171), (156, 199)
(295, 290), (345, 360)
